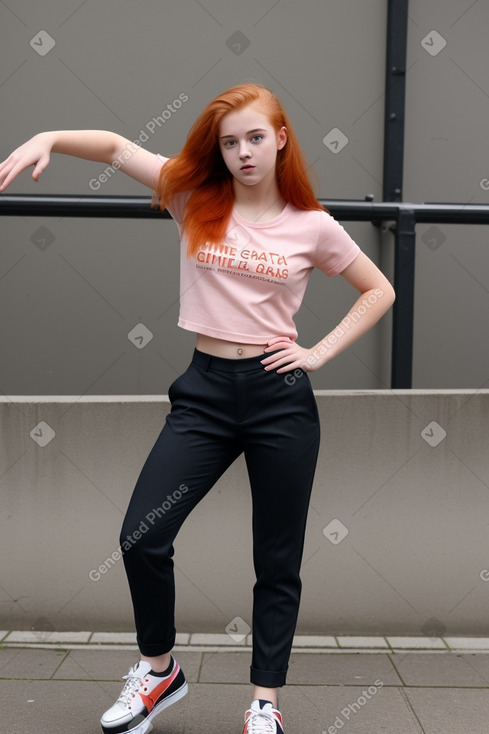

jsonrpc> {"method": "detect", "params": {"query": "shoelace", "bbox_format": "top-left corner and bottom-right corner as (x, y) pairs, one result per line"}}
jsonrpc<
(118, 665), (144, 708)
(246, 710), (276, 734)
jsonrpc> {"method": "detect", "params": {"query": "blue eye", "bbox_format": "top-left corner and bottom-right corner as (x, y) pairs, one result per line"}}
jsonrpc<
(251, 135), (263, 142)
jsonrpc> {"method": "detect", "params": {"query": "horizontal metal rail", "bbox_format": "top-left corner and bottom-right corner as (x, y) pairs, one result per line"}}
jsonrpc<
(1, 194), (488, 388)
(1, 194), (489, 223)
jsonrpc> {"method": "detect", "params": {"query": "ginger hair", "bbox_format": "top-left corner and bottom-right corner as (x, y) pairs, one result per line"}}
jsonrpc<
(155, 82), (325, 256)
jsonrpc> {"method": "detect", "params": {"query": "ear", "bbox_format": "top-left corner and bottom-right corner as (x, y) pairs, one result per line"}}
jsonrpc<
(277, 126), (287, 150)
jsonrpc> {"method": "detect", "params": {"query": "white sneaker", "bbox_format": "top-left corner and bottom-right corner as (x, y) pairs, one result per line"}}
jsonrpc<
(100, 657), (188, 734)
(243, 699), (285, 734)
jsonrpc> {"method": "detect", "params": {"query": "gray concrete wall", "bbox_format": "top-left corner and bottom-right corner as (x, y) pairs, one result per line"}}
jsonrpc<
(1, 1), (488, 394)
(1, 391), (488, 637)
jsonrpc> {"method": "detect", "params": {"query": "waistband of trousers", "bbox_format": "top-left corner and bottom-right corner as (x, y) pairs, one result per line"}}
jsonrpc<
(192, 348), (278, 373)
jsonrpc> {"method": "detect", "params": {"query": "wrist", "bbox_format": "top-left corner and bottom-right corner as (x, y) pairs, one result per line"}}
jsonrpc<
(304, 341), (333, 371)
(37, 131), (57, 152)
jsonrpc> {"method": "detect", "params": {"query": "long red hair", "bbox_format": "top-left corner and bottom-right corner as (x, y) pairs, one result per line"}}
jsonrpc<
(155, 83), (325, 256)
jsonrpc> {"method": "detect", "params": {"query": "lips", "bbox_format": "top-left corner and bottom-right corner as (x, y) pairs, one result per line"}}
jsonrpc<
(240, 165), (255, 171)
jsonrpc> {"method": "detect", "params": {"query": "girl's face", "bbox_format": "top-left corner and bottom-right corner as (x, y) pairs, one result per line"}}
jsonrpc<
(218, 104), (287, 189)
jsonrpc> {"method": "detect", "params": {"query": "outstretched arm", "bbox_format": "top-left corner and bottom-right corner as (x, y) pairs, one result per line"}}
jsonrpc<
(0, 130), (159, 191)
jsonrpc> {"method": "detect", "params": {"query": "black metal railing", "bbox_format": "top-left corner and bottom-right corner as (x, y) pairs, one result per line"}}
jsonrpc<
(2, 193), (489, 388)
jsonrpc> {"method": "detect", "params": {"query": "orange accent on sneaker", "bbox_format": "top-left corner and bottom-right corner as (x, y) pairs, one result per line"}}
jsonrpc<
(139, 664), (180, 713)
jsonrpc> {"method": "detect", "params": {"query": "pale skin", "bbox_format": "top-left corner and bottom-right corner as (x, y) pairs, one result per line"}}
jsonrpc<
(0, 105), (395, 707)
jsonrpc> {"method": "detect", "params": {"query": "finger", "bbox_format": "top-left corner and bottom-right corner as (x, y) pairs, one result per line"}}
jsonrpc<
(0, 166), (17, 192)
(0, 159), (13, 185)
(276, 363), (302, 374)
(261, 349), (290, 365)
(263, 341), (293, 354)
(275, 354), (310, 373)
(0, 163), (26, 191)
(275, 354), (311, 373)
(32, 155), (49, 181)
(262, 353), (295, 371)
(265, 336), (293, 348)
(0, 157), (11, 174)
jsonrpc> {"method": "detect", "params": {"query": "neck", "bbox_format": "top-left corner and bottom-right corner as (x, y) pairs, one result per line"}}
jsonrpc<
(233, 177), (285, 221)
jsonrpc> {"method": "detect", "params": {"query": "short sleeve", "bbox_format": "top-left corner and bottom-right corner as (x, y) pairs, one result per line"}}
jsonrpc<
(313, 211), (361, 277)
(151, 153), (189, 224)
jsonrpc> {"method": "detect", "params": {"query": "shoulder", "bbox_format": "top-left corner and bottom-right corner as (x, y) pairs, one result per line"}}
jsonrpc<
(310, 208), (361, 276)
(283, 204), (340, 236)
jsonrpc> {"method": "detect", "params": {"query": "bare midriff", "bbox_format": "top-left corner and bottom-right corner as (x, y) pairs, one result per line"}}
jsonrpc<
(196, 333), (267, 359)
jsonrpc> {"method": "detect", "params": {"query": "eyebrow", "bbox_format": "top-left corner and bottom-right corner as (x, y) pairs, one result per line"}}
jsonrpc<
(219, 128), (267, 140)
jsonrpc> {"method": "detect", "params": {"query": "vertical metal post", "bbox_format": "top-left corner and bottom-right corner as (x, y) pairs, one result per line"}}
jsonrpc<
(383, 0), (409, 202)
(391, 209), (416, 388)
(383, 0), (413, 387)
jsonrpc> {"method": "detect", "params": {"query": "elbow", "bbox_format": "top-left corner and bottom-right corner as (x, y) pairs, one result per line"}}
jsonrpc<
(380, 270), (395, 305)
(375, 281), (395, 313)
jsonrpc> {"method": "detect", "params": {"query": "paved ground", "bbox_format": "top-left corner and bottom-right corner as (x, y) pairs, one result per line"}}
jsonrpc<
(2, 632), (489, 733)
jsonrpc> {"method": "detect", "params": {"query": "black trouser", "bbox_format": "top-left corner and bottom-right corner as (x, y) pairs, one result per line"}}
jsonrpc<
(120, 348), (321, 687)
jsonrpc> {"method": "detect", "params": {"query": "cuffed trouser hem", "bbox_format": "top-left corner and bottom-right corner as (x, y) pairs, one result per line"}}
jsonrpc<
(137, 631), (176, 657)
(250, 666), (287, 688)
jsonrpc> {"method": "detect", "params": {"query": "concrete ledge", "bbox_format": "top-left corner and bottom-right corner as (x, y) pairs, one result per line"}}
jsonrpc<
(3, 631), (489, 655)
(1, 391), (488, 636)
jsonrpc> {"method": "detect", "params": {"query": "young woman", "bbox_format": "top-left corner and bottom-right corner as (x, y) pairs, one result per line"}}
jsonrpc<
(0, 83), (395, 734)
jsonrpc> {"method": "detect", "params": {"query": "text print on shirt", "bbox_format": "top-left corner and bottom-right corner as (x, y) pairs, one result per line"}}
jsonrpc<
(196, 237), (288, 284)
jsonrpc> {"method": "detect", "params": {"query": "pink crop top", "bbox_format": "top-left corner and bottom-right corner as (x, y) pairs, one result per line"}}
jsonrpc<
(152, 154), (360, 344)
